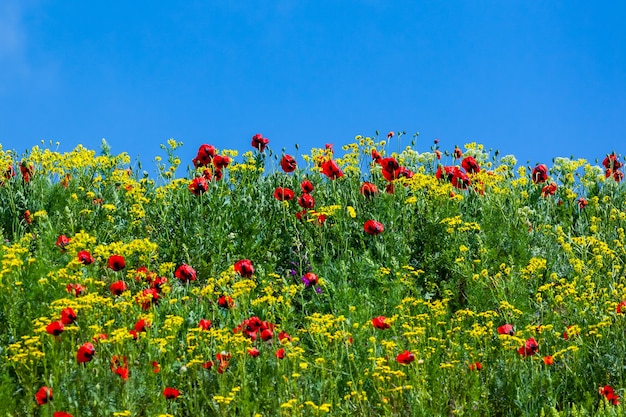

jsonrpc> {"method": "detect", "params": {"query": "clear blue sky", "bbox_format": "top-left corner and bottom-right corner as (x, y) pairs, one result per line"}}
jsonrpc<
(1, 1), (625, 170)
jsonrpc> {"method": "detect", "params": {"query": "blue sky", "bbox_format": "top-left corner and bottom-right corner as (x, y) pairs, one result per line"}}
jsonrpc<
(1, 1), (625, 172)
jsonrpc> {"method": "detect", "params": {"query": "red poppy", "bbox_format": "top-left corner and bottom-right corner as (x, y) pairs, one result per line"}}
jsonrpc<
(461, 156), (480, 174)
(248, 347), (260, 357)
(175, 264), (197, 282)
(192, 144), (216, 167)
(602, 152), (623, 171)
(93, 333), (108, 342)
(599, 385), (620, 405)
(35, 386), (52, 405)
(542, 355), (554, 365)
(372, 316), (390, 330)
(278, 331), (291, 342)
(107, 255), (126, 271)
(453, 147), (463, 159)
(77, 250), (94, 265)
(295, 209), (308, 221)
(20, 160), (34, 182)
(260, 328), (273, 341)
(53, 412), (74, 417)
(497, 324), (514, 336)
(163, 387), (180, 399)
(202, 360), (214, 369)
(273, 187), (294, 201)
(77, 342), (95, 363)
(137, 288), (159, 310)
(541, 182), (557, 197)
(134, 319), (149, 333)
(360, 182), (379, 198)
(577, 197), (588, 209)
(364, 220), (384, 235)
(396, 350), (415, 364)
(188, 177), (208, 196)
(66, 283), (87, 297)
(218, 295), (234, 309)
(111, 355), (129, 380)
(451, 167), (470, 189)
(60, 307), (77, 325)
(385, 183), (395, 194)
(24, 210), (32, 224)
(275, 348), (286, 359)
(301, 272), (319, 287)
(387, 131), (394, 139)
(435, 150), (442, 160)
(301, 180), (314, 193)
(607, 169), (624, 182)
(298, 193), (315, 209)
(251, 133), (269, 152)
(213, 155), (230, 169)
(517, 337), (538, 357)
(617, 301), (626, 314)
(234, 259), (254, 278)
(532, 164), (549, 184)
(468, 361), (482, 371)
(46, 321), (65, 337)
(436, 165), (455, 182)
(380, 158), (400, 181)
(109, 280), (127, 296)
(198, 319), (212, 330)
(280, 155), (297, 173)
(56, 235), (71, 251)
(320, 159), (343, 180)
(152, 361), (160, 373)
(371, 149), (382, 164)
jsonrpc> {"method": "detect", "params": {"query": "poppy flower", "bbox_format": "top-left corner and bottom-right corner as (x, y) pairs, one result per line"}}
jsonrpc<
(192, 144), (216, 167)
(397, 167), (414, 179)
(60, 307), (77, 325)
(93, 333), (108, 342)
(273, 187), (294, 201)
(53, 412), (74, 417)
(278, 331), (292, 342)
(608, 169), (624, 182)
(260, 328), (273, 341)
(602, 152), (623, 171)
(451, 167), (470, 189)
(20, 160), (34, 182)
(497, 324), (514, 336)
(360, 182), (379, 198)
(396, 350), (415, 364)
(77, 342), (95, 363)
(435, 165), (455, 182)
(56, 235), (71, 251)
(163, 387), (180, 399)
(137, 288), (159, 310)
(35, 386), (52, 405)
(77, 250), (94, 265)
(577, 197), (588, 209)
(435, 150), (442, 160)
(468, 361), (482, 371)
(371, 149), (382, 164)
(24, 210), (32, 224)
(134, 319), (149, 333)
(198, 319), (212, 330)
(532, 164), (549, 184)
(385, 183), (395, 194)
(453, 147), (463, 159)
(280, 155), (297, 173)
(387, 131), (394, 139)
(111, 355), (129, 380)
(301, 180), (314, 193)
(298, 193), (315, 209)
(541, 182), (557, 197)
(617, 301), (626, 314)
(107, 255), (126, 271)
(364, 220), (384, 235)
(372, 316), (390, 330)
(3, 164), (15, 180)
(251, 133), (269, 152)
(152, 361), (161, 373)
(66, 283), (86, 297)
(461, 156), (480, 174)
(295, 209), (308, 221)
(218, 295), (234, 309)
(380, 158), (400, 181)
(248, 347), (260, 357)
(517, 337), (538, 357)
(202, 360), (214, 369)
(213, 155), (230, 169)
(301, 272), (319, 287)
(599, 385), (620, 405)
(175, 264), (197, 282)
(542, 355), (554, 365)
(188, 177), (208, 195)
(109, 280), (127, 296)
(46, 321), (65, 337)
(275, 348), (286, 359)
(234, 259), (254, 278)
(321, 159), (343, 180)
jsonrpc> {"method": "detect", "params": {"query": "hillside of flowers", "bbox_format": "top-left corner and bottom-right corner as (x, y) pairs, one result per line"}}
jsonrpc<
(1, 133), (626, 416)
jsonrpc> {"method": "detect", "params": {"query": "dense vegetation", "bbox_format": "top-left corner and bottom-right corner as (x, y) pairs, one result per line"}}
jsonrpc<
(1, 134), (626, 416)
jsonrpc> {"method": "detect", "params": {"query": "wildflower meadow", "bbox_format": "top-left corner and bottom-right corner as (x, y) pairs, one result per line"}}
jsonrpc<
(2, 133), (626, 416)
